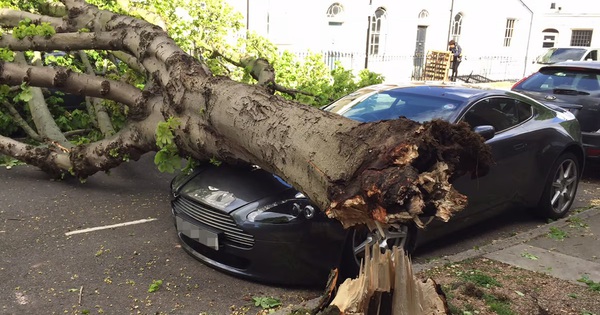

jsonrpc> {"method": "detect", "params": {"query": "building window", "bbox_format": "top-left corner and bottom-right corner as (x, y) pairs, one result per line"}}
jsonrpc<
(369, 7), (386, 55)
(418, 10), (429, 19)
(504, 18), (515, 47)
(550, 2), (556, 9)
(571, 30), (593, 47)
(326, 3), (344, 25)
(326, 3), (343, 18)
(450, 13), (463, 42)
(542, 28), (559, 48)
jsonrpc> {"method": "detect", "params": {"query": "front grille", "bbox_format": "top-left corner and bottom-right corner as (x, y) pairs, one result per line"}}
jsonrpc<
(173, 197), (254, 248)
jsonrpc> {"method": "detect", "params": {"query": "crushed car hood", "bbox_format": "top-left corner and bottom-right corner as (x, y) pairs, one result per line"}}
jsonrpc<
(178, 165), (294, 213)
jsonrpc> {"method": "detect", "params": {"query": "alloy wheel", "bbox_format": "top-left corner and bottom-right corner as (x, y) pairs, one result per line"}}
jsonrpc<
(549, 158), (578, 214)
(351, 224), (409, 266)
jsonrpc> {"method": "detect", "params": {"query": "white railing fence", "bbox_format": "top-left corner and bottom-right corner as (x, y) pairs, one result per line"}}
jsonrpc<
(287, 51), (526, 83)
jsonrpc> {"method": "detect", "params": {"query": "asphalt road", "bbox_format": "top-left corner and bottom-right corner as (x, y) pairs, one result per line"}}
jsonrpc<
(1, 154), (599, 314)
(0, 155), (319, 315)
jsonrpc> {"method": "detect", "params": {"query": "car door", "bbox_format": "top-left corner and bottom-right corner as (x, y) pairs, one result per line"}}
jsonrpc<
(451, 96), (535, 218)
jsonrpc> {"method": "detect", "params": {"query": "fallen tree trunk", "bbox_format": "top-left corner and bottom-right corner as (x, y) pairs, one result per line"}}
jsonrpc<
(0, 0), (493, 230)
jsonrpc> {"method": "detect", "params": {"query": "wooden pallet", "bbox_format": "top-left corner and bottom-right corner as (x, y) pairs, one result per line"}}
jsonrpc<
(423, 50), (452, 81)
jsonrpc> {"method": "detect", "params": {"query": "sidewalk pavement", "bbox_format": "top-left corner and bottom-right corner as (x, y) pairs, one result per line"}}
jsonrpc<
(413, 207), (600, 284)
(275, 207), (600, 314)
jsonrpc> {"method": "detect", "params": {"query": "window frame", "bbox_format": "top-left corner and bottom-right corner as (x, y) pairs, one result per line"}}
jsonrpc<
(326, 2), (345, 25)
(368, 7), (387, 55)
(542, 28), (559, 48)
(504, 18), (516, 47)
(450, 13), (463, 42)
(460, 97), (534, 134)
(571, 29), (593, 47)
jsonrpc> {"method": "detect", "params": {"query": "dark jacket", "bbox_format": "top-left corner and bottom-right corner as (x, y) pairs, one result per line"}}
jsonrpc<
(450, 44), (462, 62)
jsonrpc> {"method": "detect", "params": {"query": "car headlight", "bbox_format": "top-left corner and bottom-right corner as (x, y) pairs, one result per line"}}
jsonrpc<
(246, 197), (317, 224)
(170, 170), (195, 196)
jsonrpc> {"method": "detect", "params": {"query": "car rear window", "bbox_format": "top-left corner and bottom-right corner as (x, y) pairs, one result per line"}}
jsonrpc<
(516, 68), (600, 93)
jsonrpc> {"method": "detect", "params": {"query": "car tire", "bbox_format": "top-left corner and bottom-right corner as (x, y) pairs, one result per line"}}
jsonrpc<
(536, 152), (580, 220)
(339, 223), (417, 280)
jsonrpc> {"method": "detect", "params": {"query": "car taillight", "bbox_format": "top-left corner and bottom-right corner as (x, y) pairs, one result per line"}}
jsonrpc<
(512, 73), (535, 89)
(586, 147), (600, 157)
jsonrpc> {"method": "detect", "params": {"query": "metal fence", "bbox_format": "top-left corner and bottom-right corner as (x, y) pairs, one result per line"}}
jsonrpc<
(288, 51), (526, 83)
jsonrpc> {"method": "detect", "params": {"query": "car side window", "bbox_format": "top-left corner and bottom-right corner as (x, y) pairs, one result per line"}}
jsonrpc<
(462, 98), (532, 133)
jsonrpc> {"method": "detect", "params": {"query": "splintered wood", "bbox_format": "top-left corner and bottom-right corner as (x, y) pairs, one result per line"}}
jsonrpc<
(330, 246), (449, 315)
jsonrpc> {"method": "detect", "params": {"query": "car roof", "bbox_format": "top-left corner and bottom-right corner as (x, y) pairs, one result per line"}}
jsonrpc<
(545, 47), (600, 50)
(541, 61), (600, 70)
(355, 82), (498, 101)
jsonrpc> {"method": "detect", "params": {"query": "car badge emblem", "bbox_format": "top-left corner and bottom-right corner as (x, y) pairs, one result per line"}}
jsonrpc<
(545, 95), (557, 100)
(208, 185), (219, 191)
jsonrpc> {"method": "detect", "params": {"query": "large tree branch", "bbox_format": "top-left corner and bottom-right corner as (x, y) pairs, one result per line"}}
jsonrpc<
(0, 9), (67, 30)
(14, 52), (73, 148)
(0, 101), (42, 141)
(109, 51), (146, 76)
(0, 31), (128, 52)
(210, 46), (313, 97)
(67, 104), (163, 178)
(0, 105), (161, 178)
(0, 61), (147, 118)
(78, 50), (115, 137)
(0, 135), (71, 176)
(61, 0), (211, 87)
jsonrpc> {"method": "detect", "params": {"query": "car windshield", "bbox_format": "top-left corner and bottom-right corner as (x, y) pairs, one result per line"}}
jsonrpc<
(537, 48), (587, 64)
(328, 89), (463, 123)
(515, 68), (600, 93)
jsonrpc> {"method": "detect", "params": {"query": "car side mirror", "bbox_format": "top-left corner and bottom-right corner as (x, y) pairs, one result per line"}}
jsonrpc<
(473, 125), (495, 141)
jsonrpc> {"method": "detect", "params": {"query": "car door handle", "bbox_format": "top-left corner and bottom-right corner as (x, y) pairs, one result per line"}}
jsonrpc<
(513, 143), (527, 151)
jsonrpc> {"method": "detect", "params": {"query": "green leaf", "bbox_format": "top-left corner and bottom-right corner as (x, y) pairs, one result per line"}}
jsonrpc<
(148, 279), (163, 293)
(252, 297), (282, 310)
(548, 227), (568, 241)
(521, 252), (538, 260)
(209, 157), (221, 166)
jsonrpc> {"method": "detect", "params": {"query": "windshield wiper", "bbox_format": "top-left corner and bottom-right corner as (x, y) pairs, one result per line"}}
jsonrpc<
(552, 88), (590, 96)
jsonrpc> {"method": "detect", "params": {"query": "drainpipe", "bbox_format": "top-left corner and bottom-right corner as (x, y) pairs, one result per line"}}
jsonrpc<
(245, 0), (249, 38)
(447, 0), (455, 46)
(365, 16), (371, 68)
(519, 0), (534, 77)
(365, 0), (373, 69)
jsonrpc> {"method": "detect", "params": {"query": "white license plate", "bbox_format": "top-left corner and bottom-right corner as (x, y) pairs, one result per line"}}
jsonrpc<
(176, 216), (220, 250)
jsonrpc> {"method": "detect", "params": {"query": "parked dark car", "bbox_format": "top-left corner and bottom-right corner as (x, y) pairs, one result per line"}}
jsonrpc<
(512, 61), (600, 159)
(170, 84), (584, 286)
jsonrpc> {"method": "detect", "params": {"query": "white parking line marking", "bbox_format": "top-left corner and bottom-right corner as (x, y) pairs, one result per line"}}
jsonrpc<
(65, 218), (158, 236)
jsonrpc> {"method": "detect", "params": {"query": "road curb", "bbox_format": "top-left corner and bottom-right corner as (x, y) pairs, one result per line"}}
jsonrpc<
(412, 207), (600, 273)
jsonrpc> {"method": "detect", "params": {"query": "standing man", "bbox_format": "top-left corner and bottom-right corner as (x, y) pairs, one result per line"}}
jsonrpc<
(448, 40), (462, 82)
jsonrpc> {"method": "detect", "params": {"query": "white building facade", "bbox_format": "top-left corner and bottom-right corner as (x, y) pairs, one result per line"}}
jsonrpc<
(227, 0), (600, 82)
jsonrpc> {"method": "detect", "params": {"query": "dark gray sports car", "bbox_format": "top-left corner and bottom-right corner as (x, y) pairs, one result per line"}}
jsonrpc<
(170, 84), (584, 286)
